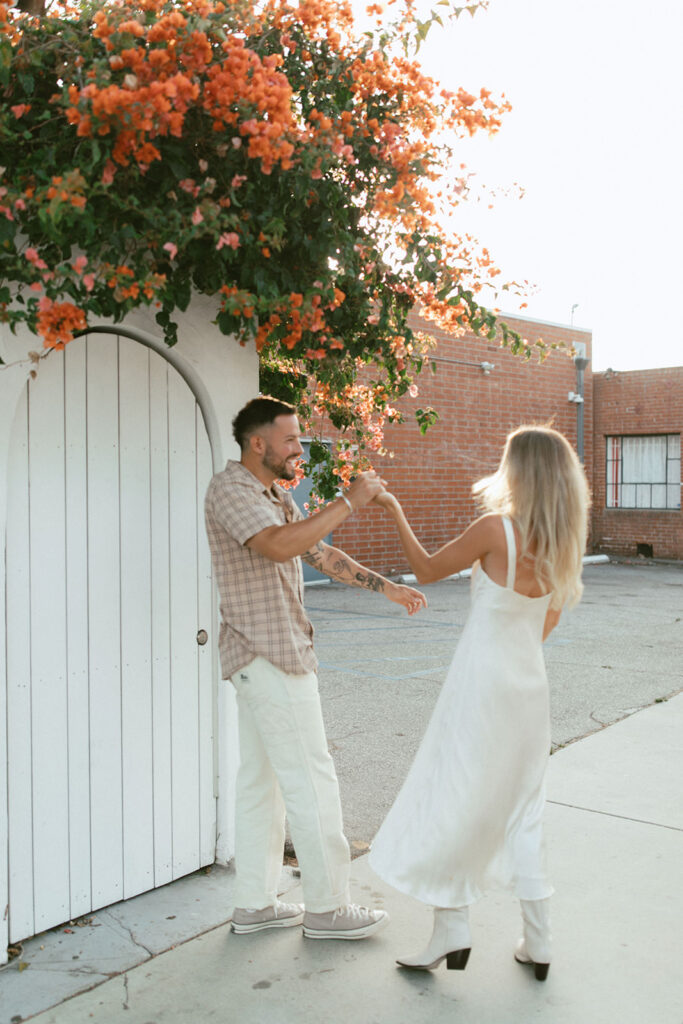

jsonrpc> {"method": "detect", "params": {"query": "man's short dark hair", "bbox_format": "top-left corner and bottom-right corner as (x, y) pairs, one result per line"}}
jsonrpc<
(232, 396), (297, 450)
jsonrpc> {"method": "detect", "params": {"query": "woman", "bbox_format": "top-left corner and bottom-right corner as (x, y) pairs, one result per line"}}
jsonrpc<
(369, 425), (590, 980)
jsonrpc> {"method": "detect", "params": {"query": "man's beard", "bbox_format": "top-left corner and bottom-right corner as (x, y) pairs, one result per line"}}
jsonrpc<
(263, 444), (297, 480)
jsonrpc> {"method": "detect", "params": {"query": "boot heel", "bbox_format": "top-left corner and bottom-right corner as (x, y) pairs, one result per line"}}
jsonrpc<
(446, 948), (471, 971)
(534, 962), (550, 982)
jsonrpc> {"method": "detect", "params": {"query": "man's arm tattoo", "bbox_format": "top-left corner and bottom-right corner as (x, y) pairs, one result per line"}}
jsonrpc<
(329, 554), (386, 592)
(301, 540), (325, 571)
(303, 542), (387, 592)
(354, 569), (386, 592)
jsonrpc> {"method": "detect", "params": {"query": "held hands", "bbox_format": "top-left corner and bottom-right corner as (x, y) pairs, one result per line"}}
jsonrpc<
(387, 581), (428, 616)
(346, 471), (387, 510)
(372, 490), (399, 513)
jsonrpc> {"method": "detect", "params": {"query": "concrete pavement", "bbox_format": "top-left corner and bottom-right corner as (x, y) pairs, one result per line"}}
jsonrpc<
(309, 560), (683, 846)
(7, 690), (681, 1024)
(2, 560), (682, 1023)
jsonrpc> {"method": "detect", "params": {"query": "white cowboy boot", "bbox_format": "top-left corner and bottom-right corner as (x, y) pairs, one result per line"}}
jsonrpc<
(396, 906), (471, 971)
(515, 897), (552, 981)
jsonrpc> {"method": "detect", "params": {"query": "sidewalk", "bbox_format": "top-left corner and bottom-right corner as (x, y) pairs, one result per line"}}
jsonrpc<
(14, 690), (682, 1024)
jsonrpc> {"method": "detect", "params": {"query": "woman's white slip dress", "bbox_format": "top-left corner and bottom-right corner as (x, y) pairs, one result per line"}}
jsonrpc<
(369, 516), (555, 907)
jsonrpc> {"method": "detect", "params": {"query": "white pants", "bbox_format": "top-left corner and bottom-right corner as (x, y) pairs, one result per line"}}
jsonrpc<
(230, 656), (351, 912)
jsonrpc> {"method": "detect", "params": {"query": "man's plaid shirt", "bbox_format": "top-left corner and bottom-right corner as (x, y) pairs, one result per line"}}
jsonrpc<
(204, 460), (317, 680)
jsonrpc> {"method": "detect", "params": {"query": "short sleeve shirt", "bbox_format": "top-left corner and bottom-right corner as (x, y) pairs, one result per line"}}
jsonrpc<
(204, 460), (316, 679)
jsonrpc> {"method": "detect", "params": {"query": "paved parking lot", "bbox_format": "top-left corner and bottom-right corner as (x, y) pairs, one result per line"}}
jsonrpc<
(306, 560), (683, 848)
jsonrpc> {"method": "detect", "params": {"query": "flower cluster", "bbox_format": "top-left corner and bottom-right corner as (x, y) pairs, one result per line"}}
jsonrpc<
(0, 0), (537, 497)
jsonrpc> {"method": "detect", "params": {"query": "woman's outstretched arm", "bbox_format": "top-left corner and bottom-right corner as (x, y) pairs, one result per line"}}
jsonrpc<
(374, 492), (496, 584)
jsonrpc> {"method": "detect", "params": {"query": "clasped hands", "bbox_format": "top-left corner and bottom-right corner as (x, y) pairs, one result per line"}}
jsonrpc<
(345, 470), (399, 513)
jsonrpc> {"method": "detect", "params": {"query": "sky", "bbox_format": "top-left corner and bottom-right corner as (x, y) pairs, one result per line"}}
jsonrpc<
(353, 0), (683, 371)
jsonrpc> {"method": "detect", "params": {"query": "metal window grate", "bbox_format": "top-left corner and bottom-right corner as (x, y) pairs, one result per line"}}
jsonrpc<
(605, 433), (681, 510)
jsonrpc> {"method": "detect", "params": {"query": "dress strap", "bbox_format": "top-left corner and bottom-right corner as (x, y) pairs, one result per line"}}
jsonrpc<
(501, 516), (516, 590)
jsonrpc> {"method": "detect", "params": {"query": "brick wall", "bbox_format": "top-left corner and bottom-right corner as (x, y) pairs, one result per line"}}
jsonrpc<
(332, 312), (593, 575)
(592, 367), (683, 559)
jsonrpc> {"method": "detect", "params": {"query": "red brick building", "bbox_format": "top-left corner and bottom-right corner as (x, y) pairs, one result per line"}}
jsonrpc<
(592, 367), (683, 560)
(327, 312), (682, 570)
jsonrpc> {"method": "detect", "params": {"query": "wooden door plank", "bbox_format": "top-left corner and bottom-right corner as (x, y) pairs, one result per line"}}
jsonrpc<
(64, 340), (92, 919)
(118, 338), (154, 899)
(167, 370), (201, 878)
(5, 388), (35, 941)
(28, 355), (71, 931)
(196, 408), (216, 865)
(86, 335), (123, 907)
(149, 357), (173, 886)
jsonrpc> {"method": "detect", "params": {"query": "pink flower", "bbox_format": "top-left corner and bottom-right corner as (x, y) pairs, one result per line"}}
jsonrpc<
(72, 255), (88, 274)
(24, 247), (48, 270)
(231, 175), (247, 189)
(11, 104), (30, 119)
(14, 198), (26, 211)
(101, 161), (116, 185)
(216, 232), (240, 251)
(191, 207), (203, 226)
(163, 241), (178, 260)
(83, 274), (96, 292)
(367, 313), (379, 325)
(231, 137), (242, 148)
(408, 384), (419, 398)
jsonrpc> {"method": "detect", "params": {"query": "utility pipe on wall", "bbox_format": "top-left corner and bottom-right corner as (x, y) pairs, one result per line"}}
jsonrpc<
(574, 354), (590, 462)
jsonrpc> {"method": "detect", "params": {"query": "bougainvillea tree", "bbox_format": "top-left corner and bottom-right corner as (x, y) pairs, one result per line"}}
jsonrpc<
(0, 0), (537, 496)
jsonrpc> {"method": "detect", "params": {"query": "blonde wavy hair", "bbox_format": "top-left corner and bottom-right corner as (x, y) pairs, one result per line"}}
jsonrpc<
(472, 425), (591, 608)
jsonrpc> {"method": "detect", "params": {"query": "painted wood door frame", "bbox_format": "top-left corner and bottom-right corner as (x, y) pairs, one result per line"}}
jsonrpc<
(0, 323), (231, 962)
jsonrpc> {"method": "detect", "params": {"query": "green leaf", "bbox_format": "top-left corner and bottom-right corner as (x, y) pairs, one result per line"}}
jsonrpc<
(0, 219), (16, 244)
(18, 72), (35, 96)
(0, 38), (12, 87)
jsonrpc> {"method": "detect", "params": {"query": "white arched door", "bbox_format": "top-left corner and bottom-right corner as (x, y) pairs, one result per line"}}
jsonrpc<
(5, 332), (215, 943)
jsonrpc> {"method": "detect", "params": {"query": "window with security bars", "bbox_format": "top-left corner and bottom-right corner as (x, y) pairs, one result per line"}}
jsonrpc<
(606, 434), (681, 509)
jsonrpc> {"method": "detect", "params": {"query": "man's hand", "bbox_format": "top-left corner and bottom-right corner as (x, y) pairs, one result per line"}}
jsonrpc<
(386, 581), (428, 616)
(346, 471), (386, 510)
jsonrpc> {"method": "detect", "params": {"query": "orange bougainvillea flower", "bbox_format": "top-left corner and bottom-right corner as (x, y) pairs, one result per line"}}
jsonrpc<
(1, 0), (529, 502)
(36, 297), (87, 349)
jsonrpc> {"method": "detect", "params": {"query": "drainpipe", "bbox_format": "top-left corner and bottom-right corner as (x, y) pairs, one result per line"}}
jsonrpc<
(573, 355), (590, 462)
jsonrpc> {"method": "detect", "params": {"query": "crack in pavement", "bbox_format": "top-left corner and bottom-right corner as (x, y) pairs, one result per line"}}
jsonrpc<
(546, 800), (683, 832)
(99, 909), (154, 959)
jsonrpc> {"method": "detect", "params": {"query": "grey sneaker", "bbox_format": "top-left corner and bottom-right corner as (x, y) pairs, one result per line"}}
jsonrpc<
(302, 904), (389, 940)
(231, 900), (304, 934)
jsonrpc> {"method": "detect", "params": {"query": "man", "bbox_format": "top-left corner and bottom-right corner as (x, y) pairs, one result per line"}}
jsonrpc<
(205, 396), (427, 940)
